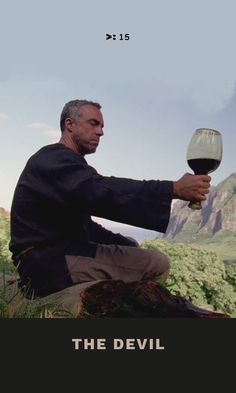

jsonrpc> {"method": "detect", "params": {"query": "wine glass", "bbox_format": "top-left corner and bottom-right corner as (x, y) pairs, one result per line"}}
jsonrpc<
(186, 128), (223, 209)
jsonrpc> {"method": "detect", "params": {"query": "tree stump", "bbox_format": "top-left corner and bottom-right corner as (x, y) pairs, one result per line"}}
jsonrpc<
(77, 279), (230, 318)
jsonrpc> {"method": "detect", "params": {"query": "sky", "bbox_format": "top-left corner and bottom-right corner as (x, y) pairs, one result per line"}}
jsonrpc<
(0, 0), (236, 241)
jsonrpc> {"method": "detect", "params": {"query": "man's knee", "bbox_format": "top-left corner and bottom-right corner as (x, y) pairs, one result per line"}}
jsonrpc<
(144, 248), (171, 279)
(125, 236), (140, 247)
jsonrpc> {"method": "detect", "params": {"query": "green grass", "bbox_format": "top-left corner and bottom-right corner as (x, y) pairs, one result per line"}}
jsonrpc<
(168, 230), (236, 262)
(0, 272), (74, 318)
(193, 231), (236, 262)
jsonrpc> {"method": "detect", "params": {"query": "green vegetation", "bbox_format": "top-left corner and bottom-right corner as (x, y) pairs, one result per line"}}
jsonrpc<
(170, 230), (236, 262)
(225, 263), (236, 291)
(0, 273), (75, 318)
(195, 231), (236, 262)
(0, 210), (14, 275)
(142, 239), (236, 317)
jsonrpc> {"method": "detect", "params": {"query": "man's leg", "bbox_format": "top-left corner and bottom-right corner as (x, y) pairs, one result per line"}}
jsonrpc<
(65, 244), (171, 285)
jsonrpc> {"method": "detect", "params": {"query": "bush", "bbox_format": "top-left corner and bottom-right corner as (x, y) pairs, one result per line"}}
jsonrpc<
(0, 213), (14, 274)
(141, 239), (236, 316)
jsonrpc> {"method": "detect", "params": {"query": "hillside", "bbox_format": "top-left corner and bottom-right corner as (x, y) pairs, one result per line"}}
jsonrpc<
(163, 173), (236, 261)
(0, 207), (12, 272)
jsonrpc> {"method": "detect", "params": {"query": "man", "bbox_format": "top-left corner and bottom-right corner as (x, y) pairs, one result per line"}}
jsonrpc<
(9, 99), (211, 298)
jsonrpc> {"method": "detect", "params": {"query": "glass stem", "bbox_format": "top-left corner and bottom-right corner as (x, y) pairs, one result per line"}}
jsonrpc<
(188, 201), (202, 210)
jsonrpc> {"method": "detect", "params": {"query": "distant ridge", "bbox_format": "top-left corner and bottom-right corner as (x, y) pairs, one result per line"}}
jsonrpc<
(163, 173), (236, 261)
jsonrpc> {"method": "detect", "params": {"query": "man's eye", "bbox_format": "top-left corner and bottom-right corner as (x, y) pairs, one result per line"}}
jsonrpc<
(89, 120), (97, 126)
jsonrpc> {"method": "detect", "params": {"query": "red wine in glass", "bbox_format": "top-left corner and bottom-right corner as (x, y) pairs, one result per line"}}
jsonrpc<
(186, 128), (223, 209)
(187, 158), (221, 175)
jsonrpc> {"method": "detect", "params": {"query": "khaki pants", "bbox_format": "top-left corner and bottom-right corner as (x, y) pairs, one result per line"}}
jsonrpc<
(65, 244), (171, 285)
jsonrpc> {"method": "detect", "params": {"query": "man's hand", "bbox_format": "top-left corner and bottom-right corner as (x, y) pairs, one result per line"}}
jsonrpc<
(173, 173), (211, 202)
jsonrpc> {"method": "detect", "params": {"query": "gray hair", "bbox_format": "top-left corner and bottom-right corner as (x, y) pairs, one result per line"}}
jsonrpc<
(60, 99), (102, 132)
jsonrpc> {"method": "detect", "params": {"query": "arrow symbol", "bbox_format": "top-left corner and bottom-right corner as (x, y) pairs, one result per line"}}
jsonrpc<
(106, 34), (112, 40)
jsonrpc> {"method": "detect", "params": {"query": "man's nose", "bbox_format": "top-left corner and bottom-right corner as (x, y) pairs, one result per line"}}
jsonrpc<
(97, 127), (104, 136)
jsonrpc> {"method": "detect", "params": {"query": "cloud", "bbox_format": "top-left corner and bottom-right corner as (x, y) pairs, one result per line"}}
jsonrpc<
(0, 113), (9, 120)
(27, 122), (50, 129)
(44, 128), (60, 139)
(27, 122), (60, 139)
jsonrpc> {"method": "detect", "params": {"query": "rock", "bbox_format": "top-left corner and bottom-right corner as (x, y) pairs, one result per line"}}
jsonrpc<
(164, 172), (236, 240)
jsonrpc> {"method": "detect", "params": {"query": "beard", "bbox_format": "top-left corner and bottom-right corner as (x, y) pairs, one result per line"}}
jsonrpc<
(78, 141), (98, 156)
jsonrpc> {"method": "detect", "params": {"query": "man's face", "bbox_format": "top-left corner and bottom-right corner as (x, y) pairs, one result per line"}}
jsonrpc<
(70, 104), (104, 155)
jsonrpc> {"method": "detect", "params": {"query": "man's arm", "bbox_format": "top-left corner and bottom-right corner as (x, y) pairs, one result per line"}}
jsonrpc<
(39, 148), (210, 233)
(45, 149), (174, 233)
(87, 217), (139, 247)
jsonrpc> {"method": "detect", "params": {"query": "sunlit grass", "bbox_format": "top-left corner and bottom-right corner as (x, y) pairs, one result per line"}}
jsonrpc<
(0, 271), (73, 318)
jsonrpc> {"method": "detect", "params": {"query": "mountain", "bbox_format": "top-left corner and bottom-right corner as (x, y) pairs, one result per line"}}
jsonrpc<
(163, 173), (236, 262)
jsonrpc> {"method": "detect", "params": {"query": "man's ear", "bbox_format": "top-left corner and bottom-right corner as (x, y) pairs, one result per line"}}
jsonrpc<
(64, 117), (74, 132)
